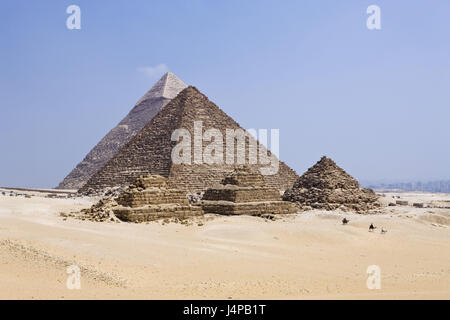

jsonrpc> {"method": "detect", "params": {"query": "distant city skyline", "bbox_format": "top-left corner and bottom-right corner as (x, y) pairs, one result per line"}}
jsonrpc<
(364, 180), (450, 194)
(1, 0), (449, 188)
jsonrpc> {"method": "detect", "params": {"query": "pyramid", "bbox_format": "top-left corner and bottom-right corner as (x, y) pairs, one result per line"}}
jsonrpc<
(79, 86), (299, 194)
(201, 168), (298, 216)
(113, 175), (203, 222)
(283, 156), (380, 212)
(57, 72), (186, 189)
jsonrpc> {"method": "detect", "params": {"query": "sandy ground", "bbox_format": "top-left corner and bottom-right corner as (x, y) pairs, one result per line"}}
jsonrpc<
(0, 190), (449, 300)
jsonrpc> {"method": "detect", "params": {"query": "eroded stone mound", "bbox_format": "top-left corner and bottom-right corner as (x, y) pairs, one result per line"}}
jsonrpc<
(201, 168), (298, 216)
(283, 156), (380, 212)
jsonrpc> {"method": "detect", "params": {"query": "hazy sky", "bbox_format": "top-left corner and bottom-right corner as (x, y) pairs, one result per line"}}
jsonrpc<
(1, 0), (449, 188)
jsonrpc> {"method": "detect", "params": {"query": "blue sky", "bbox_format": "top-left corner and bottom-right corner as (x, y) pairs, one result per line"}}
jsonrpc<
(1, 0), (449, 188)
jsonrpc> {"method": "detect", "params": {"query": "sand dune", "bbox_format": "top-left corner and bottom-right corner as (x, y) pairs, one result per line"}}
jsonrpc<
(0, 191), (449, 299)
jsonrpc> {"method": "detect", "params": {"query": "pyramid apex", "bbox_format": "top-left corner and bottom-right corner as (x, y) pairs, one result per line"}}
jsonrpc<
(184, 85), (200, 93)
(169, 86), (203, 101)
(136, 71), (187, 105)
(319, 155), (334, 162)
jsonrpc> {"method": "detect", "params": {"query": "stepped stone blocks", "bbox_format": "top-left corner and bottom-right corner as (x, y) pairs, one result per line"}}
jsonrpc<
(57, 72), (187, 190)
(112, 175), (202, 222)
(79, 86), (299, 194)
(283, 156), (381, 212)
(200, 169), (298, 216)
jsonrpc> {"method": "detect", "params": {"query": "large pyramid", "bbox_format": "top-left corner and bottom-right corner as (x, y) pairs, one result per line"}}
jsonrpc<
(79, 86), (299, 194)
(283, 156), (380, 212)
(57, 72), (187, 189)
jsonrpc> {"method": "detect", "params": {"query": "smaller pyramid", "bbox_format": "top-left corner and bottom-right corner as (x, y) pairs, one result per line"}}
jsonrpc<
(112, 175), (202, 222)
(201, 168), (298, 216)
(283, 156), (380, 212)
(82, 175), (202, 223)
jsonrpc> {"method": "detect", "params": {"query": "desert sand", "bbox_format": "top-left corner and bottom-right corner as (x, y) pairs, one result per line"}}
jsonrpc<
(0, 190), (449, 299)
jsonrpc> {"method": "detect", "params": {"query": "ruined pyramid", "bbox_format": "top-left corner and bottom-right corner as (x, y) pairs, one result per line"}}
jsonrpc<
(283, 156), (380, 212)
(57, 72), (187, 190)
(79, 86), (299, 194)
